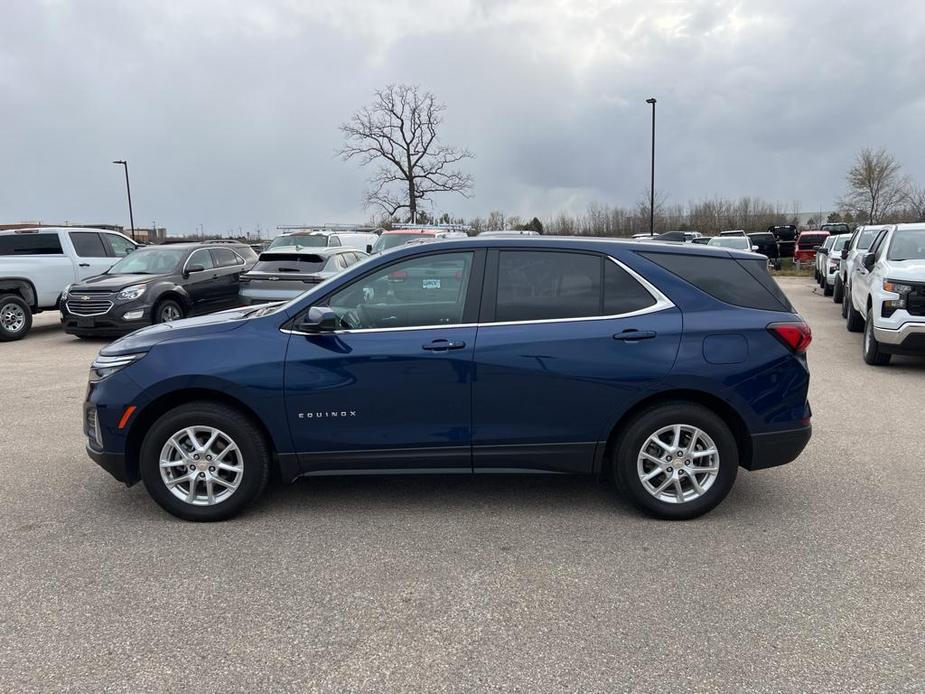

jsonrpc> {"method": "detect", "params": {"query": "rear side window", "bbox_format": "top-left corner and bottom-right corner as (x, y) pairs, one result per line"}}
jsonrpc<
(604, 261), (656, 314)
(496, 251), (601, 321)
(639, 252), (793, 312)
(69, 232), (107, 257)
(210, 248), (242, 267)
(0, 233), (63, 255)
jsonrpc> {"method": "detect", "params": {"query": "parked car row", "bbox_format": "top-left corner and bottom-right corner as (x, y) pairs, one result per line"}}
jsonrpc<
(817, 223), (925, 366)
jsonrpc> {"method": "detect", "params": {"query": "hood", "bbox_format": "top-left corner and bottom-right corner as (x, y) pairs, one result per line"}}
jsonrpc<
(101, 306), (254, 355)
(72, 273), (158, 290)
(883, 258), (925, 278)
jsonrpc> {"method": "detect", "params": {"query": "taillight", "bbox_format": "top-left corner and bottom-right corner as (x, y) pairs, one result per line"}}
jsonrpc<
(768, 321), (812, 353)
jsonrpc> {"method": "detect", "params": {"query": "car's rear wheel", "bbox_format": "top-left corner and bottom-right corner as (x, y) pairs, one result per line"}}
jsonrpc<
(155, 299), (184, 324)
(846, 296), (865, 332)
(841, 283), (851, 318)
(0, 295), (32, 341)
(140, 402), (271, 521)
(863, 309), (891, 366)
(613, 402), (738, 520)
(823, 279), (833, 296)
(833, 275), (844, 303)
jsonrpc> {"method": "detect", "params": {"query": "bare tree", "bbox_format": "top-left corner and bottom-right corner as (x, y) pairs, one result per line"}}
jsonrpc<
(903, 183), (925, 221)
(838, 148), (905, 223)
(339, 84), (474, 223)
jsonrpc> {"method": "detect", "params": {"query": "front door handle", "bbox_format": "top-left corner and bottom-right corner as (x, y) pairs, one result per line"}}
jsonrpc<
(613, 329), (657, 341)
(422, 339), (466, 351)
(78, 263), (90, 267)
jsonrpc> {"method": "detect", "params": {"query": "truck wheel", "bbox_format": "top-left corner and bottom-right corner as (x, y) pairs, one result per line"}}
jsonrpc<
(841, 284), (851, 319)
(863, 309), (891, 366)
(846, 297), (865, 332)
(0, 295), (32, 341)
(140, 401), (271, 521)
(833, 275), (844, 304)
(155, 299), (184, 324)
(823, 280), (833, 297)
(612, 402), (738, 520)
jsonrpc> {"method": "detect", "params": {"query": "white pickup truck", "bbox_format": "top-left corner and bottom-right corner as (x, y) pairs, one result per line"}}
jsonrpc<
(0, 227), (137, 340)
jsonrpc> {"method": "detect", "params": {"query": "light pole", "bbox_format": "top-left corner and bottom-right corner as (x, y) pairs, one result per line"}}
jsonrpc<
(645, 98), (656, 236)
(112, 160), (136, 241)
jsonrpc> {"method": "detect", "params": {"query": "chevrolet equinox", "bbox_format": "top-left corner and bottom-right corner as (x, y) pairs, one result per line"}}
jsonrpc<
(84, 237), (812, 521)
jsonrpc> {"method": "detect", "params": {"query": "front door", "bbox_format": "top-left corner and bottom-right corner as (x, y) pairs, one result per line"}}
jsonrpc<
(471, 249), (682, 473)
(183, 248), (222, 311)
(284, 249), (484, 473)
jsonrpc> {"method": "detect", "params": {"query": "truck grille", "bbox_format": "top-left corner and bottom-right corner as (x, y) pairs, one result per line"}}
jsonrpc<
(67, 294), (114, 316)
(908, 286), (925, 317)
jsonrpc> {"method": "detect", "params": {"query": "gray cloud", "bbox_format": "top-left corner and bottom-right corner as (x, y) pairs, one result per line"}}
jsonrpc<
(2, 0), (924, 235)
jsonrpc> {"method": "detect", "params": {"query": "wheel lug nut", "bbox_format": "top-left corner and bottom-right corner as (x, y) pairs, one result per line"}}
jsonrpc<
(194, 454), (200, 460)
(206, 456), (212, 461)
(209, 466), (215, 472)
(198, 472), (206, 478)
(684, 461), (690, 466)
(667, 467), (673, 473)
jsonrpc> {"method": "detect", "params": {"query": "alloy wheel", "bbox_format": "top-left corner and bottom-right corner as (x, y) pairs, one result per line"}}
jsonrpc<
(161, 304), (181, 322)
(0, 302), (26, 334)
(159, 426), (244, 506)
(637, 424), (720, 504)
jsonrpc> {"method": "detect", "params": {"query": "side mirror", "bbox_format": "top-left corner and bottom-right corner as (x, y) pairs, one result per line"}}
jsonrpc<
(751, 245), (759, 252)
(841, 248), (849, 260)
(863, 253), (876, 271)
(813, 245), (823, 252)
(366, 244), (373, 253)
(184, 263), (205, 278)
(296, 306), (337, 333)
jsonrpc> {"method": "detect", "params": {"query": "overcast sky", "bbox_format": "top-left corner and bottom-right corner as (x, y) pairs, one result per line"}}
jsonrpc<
(2, 0), (924, 235)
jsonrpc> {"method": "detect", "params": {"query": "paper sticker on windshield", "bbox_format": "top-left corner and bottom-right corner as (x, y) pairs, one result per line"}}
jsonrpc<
(422, 279), (441, 289)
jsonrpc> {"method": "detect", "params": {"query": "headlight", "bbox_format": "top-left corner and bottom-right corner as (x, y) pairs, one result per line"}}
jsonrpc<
(89, 353), (145, 382)
(883, 280), (913, 295)
(117, 284), (147, 301)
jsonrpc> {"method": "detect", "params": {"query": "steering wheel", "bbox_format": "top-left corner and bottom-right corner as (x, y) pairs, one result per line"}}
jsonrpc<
(339, 309), (362, 330)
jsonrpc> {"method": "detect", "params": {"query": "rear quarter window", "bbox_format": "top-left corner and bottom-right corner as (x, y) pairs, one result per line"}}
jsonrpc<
(638, 252), (793, 312)
(0, 233), (64, 255)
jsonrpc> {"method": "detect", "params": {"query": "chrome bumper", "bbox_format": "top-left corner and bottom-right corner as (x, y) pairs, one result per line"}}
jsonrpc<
(874, 322), (925, 345)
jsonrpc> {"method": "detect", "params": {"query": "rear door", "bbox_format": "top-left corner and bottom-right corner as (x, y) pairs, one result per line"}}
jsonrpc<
(209, 247), (247, 307)
(471, 249), (682, 473)
(68, 231), (116, 279)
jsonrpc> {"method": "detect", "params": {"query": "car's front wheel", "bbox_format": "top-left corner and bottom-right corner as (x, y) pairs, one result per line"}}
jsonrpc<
(140, 402), (271, 521)
(613, 402), (738, 520)
(846, 296), (865, 332)
(863, 309), (891, 366)
(155, 299), (184, 324)
(833, 275), (844, 303)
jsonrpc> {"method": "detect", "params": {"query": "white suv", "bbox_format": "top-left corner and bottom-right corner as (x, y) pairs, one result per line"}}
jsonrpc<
(846, 223), (925, 365)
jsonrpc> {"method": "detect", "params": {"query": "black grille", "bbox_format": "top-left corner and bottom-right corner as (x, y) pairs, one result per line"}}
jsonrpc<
(907, 286), (925, 317)
(67, 295), (113, 316)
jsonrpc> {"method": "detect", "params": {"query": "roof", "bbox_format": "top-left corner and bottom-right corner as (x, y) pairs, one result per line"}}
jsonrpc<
(259, 246), (349, 257)
(373, 234), (763, 261)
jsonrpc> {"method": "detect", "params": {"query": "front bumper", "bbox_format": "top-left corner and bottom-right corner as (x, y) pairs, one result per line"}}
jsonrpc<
(86, 444), (137, 486)
(62, 301), (151, 336)
(746, 425), (812, 471)
(873, 321), (925, 346)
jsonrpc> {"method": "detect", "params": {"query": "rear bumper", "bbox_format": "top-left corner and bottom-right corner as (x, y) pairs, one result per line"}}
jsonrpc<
(746, 425), (812, 471)
(86, 444), (137, 486)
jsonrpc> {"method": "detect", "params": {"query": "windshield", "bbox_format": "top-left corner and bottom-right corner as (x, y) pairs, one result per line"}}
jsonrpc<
(252, 253), (327, 274)
(887, 229), (925, 261)
(266, 235), (328, 251)
(707, 237), (750, 250)
(107, 247), (185, 274)
(372, 233), (431, 253)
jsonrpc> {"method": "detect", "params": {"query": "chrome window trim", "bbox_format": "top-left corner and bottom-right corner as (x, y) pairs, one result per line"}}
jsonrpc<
(283, 254), (674, 336)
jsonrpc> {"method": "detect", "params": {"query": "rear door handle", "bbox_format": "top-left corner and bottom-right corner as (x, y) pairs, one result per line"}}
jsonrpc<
(422, 339), (466, 351)
(613, 330), (657, 341)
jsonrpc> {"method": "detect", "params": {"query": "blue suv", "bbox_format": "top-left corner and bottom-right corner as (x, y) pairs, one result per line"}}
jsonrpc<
(84, 237), (812, 521)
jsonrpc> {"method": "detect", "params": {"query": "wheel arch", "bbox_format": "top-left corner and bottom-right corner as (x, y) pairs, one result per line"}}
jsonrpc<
(124, 388), (283, 484)
(597, 389), (752, 478)
(0, 278), (38, 310)
(152, 287), (190, 315)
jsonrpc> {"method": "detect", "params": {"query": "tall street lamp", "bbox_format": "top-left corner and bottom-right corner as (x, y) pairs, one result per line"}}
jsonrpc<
(112, 160), (136, 241)
(645, 98), (656, 236)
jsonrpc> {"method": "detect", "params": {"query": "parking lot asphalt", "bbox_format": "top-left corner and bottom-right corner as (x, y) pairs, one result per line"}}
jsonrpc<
(1, 278), (923, 693)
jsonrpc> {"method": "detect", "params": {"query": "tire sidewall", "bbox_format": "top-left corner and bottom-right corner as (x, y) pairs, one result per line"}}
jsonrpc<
(155, 299), (183, 324)
(140, 403), (269, 521)
(614, 403), (739, 520)
(0, 295), (32, 341)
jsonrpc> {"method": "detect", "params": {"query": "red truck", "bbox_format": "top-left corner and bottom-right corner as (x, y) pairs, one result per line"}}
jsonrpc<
(793, 230), (830, 268)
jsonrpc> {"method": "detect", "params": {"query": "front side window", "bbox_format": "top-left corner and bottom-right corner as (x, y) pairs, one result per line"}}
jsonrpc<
(495, 251), (601, 322)
(103, 233), (136, 257)
(186, 249), (215, 271)
(327, 251), (473, 330)
(856, 227), (883, 250)
(69, 232), (107, 257)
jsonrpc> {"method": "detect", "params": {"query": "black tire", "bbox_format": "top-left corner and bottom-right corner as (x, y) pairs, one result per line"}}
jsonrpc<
(863, 309), (891, 366)
(140, 401), (271, 521)
(0, 295), (32, 341)
(841, 283), (851, 319)
(612, 402), (739, 520)
(833, 275), (844, 304)
(154, 298), (184, 324)
(823, 280), (833, 297)
(846, 296), (865, 332)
